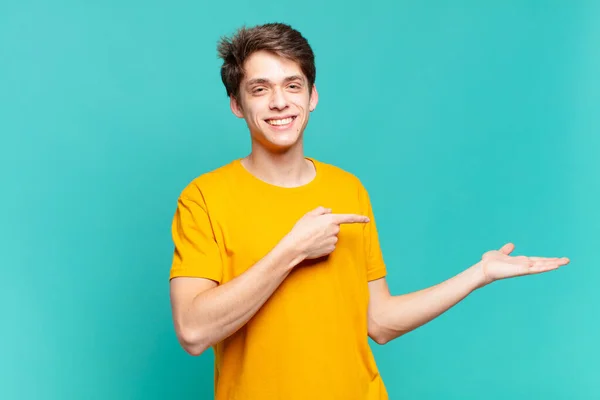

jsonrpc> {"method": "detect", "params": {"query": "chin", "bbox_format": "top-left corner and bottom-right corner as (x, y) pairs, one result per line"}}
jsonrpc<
(264, 137), (301, 152)
(253, 123), (303, 151)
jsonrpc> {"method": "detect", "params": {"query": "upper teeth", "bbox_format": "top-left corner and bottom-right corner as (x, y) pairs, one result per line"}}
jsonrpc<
(267, 117), (293, 126)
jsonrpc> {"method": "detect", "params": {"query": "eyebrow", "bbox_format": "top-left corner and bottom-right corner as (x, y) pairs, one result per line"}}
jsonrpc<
(246, 75), (305, 87)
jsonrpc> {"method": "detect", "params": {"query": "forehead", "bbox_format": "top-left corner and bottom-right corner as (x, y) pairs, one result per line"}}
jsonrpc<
(242, 50), (305, 83)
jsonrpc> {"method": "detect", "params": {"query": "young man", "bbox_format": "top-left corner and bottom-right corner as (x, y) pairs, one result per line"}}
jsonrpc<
(168, 23), (569, 400)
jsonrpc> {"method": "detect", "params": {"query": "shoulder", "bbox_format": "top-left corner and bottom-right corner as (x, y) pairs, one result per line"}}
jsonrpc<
(177, 159), (239, 200)
(312, 157), (368, 192)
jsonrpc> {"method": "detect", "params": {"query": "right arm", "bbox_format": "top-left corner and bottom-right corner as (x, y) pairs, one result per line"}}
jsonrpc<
(170, 239), (302, 356)
(169, 206), (369, 356)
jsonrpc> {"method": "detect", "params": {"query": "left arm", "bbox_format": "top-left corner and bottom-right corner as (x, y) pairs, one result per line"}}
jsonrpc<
(367, 262), (482, 344)
(367, 243), (569, 344)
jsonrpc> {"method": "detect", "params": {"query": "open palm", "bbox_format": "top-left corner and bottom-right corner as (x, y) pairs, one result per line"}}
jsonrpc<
(479, 243), (570, 286)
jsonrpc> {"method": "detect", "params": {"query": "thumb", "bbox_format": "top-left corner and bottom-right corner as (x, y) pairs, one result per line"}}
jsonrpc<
(499, 243), (515, 255)
(310, 206), (332, 215)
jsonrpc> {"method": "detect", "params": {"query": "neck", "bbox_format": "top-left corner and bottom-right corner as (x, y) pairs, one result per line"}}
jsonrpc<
(242, 142), (315, 188)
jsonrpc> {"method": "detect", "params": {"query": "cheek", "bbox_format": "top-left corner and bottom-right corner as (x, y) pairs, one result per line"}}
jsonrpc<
(240, 98), (264, 123)
(246, 108), (263, 126)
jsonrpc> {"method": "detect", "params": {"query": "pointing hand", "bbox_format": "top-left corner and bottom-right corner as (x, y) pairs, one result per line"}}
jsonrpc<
(284, 206), (369, 262)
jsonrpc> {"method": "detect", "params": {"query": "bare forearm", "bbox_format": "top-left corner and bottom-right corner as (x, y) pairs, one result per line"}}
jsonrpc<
(377, 263), (485, 342)
(184, 240), (302, 353)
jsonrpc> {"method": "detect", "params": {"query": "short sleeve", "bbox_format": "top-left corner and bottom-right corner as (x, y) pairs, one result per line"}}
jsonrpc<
(169, 187), (223, 283)
(359, 183), (387, 281)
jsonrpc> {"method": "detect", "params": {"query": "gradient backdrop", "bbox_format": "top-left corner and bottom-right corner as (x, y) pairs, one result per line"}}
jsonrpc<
(1, 1), (598, 399)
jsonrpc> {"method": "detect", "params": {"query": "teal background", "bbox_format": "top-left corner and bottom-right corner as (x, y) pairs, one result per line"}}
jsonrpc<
(1, 1), (598, 399)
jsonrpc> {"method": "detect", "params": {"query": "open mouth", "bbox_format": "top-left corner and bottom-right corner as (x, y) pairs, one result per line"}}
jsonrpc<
(265, 116), (297, 128)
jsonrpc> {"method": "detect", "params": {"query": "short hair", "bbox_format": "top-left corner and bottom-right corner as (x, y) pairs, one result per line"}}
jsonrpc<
(217, 22), (316, 100)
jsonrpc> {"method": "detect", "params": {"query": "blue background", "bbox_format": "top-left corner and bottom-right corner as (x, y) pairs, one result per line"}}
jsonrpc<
(1, 1), (598, 399)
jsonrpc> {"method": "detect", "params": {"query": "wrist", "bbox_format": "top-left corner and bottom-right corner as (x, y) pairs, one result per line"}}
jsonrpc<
(470, 262), (491, 290)
(275, 234), (306, 271)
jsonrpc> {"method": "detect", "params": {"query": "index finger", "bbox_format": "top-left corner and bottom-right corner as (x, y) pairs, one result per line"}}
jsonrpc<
(331, 214), (370, 224)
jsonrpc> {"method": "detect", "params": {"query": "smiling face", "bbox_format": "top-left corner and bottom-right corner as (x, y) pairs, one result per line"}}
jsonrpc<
(230, 50), (318, 153)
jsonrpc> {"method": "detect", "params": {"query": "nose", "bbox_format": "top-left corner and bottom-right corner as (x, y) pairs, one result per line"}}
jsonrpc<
(269, 87), (288, 110)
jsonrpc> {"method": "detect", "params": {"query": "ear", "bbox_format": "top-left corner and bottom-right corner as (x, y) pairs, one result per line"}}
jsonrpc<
(230, 95), (244, 118)
(309, 84), (319, 112)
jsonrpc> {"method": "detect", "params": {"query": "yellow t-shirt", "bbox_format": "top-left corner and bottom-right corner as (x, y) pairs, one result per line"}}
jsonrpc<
(170, 157), (388, 400)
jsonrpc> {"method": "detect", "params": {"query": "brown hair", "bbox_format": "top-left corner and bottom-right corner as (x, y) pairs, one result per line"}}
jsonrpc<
(217, 22), (316, 100)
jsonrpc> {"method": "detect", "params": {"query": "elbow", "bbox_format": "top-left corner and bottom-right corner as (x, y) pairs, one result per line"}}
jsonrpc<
(369, 327), (406, 345)
(368, 317), (407, 345)
(368, 318), (391, 345)
(176, 326), (210, 356)
(369, 329), (390, 345)
(182, 342), (208, 357)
